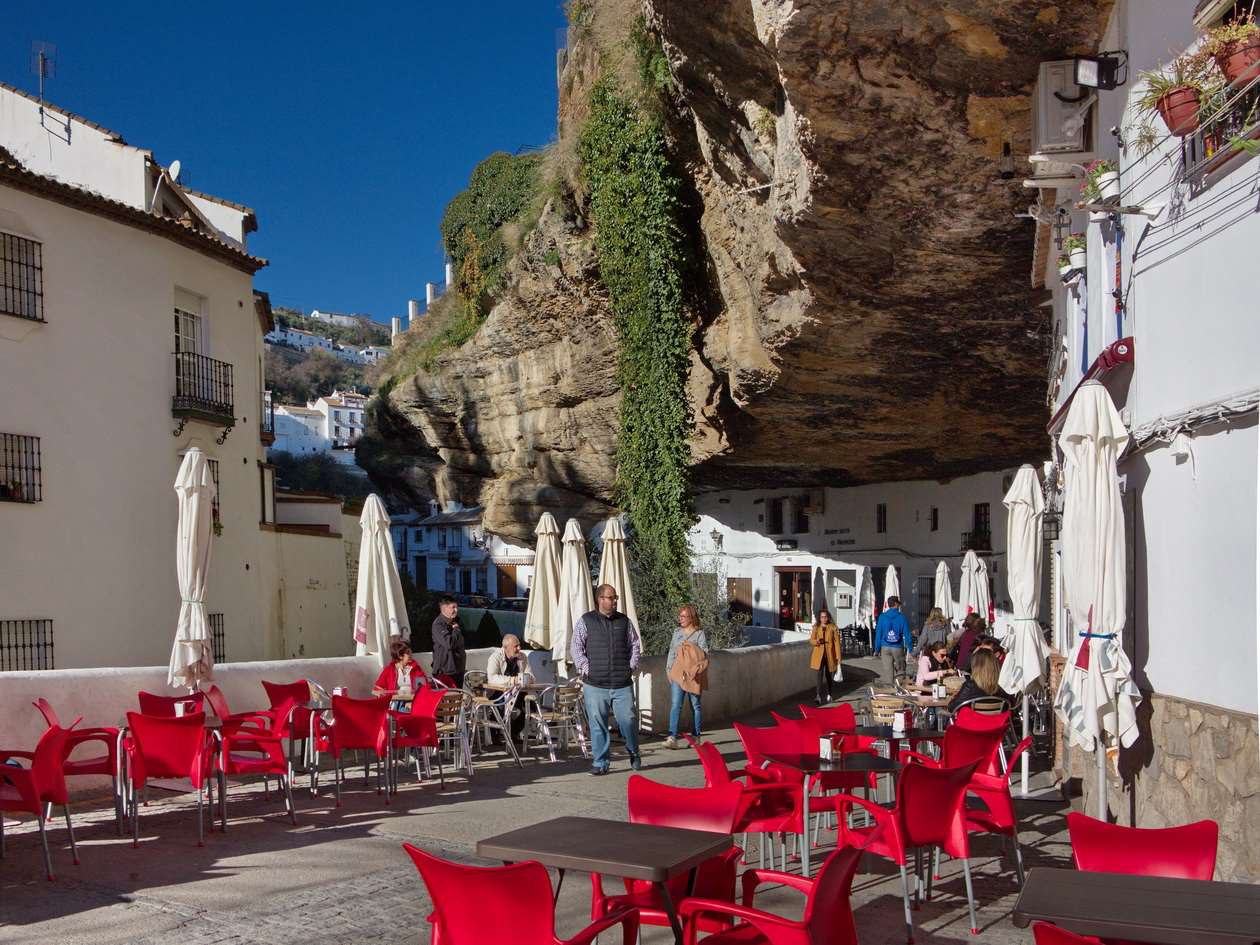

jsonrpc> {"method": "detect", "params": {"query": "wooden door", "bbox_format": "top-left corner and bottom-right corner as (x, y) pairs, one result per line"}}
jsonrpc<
(726, 577), (752, 617)
(496, 564), (518, 599)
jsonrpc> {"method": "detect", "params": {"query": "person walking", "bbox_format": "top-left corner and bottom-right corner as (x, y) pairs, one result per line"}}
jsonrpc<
(874, 595), (911, 682)
(430, 595), (466, 689)
(571, 584), (642, 775)
(809, 609), (842, 704)
(665, 604), (709, 748)
(919, 607), (951, 650)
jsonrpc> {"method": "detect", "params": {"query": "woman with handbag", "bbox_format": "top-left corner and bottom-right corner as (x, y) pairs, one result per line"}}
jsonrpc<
(809, 609), (842, 704)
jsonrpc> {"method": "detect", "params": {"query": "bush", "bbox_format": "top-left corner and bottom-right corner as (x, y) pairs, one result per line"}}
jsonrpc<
(265, 346), (369, 404)
(269, 450), (373, 500)
(471, 611), (502, 648)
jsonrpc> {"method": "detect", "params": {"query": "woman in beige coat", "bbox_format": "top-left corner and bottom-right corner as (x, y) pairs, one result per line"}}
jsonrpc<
(809, 609), (842, 704)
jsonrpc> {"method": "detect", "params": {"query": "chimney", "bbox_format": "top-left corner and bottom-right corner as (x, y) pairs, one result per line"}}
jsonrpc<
(425, 282), (436, 308)
(391, 316), (402, 339)
(444, 260), (454, 287)
(407, 299), (421, 329)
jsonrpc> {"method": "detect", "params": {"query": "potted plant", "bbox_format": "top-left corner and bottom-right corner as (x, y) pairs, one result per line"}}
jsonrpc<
(1065, 233), (1087, 270)
(1135, 53), (1214, 137)
(1205, 14), (1260, 87)
(1081, 159), (1120, 204)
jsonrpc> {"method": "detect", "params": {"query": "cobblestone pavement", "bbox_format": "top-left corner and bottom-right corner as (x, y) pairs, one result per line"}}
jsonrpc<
(0, 661), (1074, 945)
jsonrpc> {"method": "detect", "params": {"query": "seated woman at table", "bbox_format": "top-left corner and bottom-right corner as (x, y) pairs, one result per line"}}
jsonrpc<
(915, 640), (956, 688)
(947, 648), (1011, 712)
(373, 640), (428, 709)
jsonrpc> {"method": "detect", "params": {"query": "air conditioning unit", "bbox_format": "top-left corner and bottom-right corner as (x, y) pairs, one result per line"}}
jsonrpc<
(1032, 60), (1094, 156)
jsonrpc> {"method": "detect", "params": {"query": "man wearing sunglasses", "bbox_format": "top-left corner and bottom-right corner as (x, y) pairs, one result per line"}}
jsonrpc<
(571, 584), (641, 775)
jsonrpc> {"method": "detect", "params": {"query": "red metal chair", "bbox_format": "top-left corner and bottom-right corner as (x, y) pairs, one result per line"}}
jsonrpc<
(591, 776), (743, 937)
(0, 719), (80, 880)
(1032, 922), (1102, 945)
(313, 695), (390, 806)
(965, 735), (1034, 885)
(679, 843), (864, 945)
(33, 698), (124, 833)
(837, 760), (981, 941)
(1066, 812), (1218, 880)
(216, 716), (297, 829)
(402, 842), (639, 945)
(137, 690), (206, 717)
(391, 686), (442, 789)
(123, 711), (217, 847)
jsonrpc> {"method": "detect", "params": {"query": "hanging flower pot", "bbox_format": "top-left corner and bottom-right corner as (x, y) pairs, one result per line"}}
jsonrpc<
(1216, 36), (1260, 86)
(1070, 247), (1088, 269)
(1095, 170), (1121, 203)
(1156, 86), (1202, 137)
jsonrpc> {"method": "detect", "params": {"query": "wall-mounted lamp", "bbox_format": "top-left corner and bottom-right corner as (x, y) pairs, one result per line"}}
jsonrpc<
(710, 529), (723, 550)
(1074, 51), (1127, 91)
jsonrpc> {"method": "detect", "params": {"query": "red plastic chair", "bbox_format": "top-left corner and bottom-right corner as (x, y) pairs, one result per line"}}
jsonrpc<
(837, 760), (981, 941)
(799, 702), (879, 754)
(205, 685), (275, 729)
(901, 723), (1004, 777)
(123, 711), (217, 847)
(33, 698), (124, 833)
(591, 776), (743, 937)
(216, 716), (297, 829)
(1066, 812), (1218, 880)
(0, 720), (80, 880)
(1032, 922), (1102, 945)
(965, 736), (1033, 885)
(313, 695), (390, 806)
(679, 843), (864, 945)
(953, 708), (1010, 733)
(391, 686), (442, 789)
(402, 842), (639, 945)
(138, 690), (206, 717)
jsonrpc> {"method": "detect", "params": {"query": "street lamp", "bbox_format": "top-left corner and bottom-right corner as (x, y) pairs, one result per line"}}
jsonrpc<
(709, 528), (723, 550)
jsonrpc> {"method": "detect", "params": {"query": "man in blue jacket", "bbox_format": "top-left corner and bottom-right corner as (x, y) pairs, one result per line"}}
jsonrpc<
(874, 595), (912, 682)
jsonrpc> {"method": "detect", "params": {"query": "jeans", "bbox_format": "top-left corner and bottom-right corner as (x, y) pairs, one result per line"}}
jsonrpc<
(583, 684), (639, 770)
(668, 682), (702, 738)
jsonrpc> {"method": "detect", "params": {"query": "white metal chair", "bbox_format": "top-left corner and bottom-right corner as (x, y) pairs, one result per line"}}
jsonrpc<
(523, 685), (589, 761)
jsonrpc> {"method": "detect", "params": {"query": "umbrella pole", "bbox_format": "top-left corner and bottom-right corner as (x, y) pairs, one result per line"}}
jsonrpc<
(1020, 692), (1030, 796)
(1096, 738), (1107, 820)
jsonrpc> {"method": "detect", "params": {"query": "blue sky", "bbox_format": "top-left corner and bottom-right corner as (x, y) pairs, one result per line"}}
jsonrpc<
(4, 2), (568, 325)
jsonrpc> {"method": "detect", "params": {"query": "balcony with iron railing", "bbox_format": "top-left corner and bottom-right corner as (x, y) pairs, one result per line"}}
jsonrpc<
(1182, 74), (1260, 178)
(961, 529), (992, 552)
(172, 351), (235, 442)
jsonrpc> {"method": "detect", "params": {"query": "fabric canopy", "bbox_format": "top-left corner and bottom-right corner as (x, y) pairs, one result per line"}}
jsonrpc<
(999, 465), (1048, 695)
(1054, 380), (1140, 753)
(523, 513), (562, 652)
(552, 518), (595, 670)
(856, 566), (875, 647)
(597, 516), (638, 633)
(959, 550), (991, 623)
(933, 561), (954, 621)
(168, 448), (215, 690)
(884, 565), (901, 605)
(353, 495), (410, 669)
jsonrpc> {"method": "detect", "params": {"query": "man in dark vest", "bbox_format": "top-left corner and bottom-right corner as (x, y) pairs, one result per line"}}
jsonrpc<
(571, 584), (641, 775)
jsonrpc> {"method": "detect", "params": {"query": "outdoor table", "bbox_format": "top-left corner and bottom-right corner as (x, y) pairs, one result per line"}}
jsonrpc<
(761, 752), (899, 877)
(1013, 868), (1260, 945)
(477, 815), (731, 945)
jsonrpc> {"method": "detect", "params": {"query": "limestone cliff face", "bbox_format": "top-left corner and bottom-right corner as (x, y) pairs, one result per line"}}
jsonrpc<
(362, 0), (1112, 545)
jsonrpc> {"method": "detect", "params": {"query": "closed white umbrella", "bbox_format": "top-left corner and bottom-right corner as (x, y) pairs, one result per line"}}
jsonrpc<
(933, 561), (953, 622)
(856, 566), (875, 648)
(597, 516), (638, 633)
(553, 519), (596, 674)
(884, 564), (901, 606)
(353, 495), (410, 669)
(959, 550), (991, 622)
(999, 464), (1048, 797)
(168, 448), (215, 690)
(1053, 381), (1140, 818)
(523, 513), (562, 652)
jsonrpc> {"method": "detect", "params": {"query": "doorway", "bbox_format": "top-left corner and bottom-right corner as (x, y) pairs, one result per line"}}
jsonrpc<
(775, 567), (812, 630)
(497, 564), (518, 599)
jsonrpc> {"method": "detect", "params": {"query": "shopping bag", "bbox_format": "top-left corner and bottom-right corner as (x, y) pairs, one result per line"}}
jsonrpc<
(832, 665), (844, 682)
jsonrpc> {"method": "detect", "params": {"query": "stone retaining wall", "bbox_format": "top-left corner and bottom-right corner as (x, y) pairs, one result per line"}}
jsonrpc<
(1080, 691), (1260, 883)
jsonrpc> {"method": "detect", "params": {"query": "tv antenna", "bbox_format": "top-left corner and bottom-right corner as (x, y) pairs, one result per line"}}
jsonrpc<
(30, 42), (71, 142)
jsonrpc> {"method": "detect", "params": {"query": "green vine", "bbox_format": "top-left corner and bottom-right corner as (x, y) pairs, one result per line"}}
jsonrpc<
(578, 80), (693, 652)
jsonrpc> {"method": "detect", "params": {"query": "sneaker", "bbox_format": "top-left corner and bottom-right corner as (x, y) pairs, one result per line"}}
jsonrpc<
(664, 736), (677, 750)
(629, 753), (642, 771)
(589, 766), (609, 777)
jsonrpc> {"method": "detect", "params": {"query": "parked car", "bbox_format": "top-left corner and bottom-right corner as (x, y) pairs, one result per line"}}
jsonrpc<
(452, 593), (492, 609)
(491, 597), (529, 612)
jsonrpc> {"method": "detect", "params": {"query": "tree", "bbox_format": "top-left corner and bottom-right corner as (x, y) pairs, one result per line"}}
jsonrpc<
(269, 451), (373, 499)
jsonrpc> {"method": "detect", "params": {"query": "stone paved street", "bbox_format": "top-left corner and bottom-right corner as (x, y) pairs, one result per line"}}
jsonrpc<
(1, 662), (1073, 945)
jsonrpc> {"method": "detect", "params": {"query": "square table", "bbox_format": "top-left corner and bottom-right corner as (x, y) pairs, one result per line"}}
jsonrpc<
(477, 815), (732, 944)
(1013, 868), (1260, 945)
(761, 752), (899, 877)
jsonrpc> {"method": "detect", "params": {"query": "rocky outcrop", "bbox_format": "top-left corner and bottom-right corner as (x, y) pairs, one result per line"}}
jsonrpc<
(363, 0), (1113, 543)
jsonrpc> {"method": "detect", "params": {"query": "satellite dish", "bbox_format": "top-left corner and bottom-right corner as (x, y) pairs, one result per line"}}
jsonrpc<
(168, 159), (181, 183)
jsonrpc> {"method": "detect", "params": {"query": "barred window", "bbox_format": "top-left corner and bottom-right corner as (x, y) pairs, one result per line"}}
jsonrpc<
(0, 432), (42, 502)
(0, 618), (54, 670)
(1, 232), (44, 322)
(209, 613), (225, 663)
(207, 458), (221, 531)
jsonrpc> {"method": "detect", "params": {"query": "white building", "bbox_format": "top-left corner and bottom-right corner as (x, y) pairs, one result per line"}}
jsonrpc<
(272, 405), (330, 456)
(691, 469), (1017, 635)
(265, 325), (333, 352)
(309, 389), (366, 447)
(1018, 1), (1257, 878)
(309, 309), (368, 329)
(0, 80), (358, 668)
(331, 343), (367, 364)
(361, 345), (391, 364)
(391, 502), (534, 598)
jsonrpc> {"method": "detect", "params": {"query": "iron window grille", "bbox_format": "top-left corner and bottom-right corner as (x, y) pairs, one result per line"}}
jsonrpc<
(207, 458), (221, 531)
(0, 232), (45, 322)
(0, 432), (42, 502)
(261, 390), (275, 437)
(0, 618), (54, 670)
(1182, 77), (1260, 178)
(876, 503), (888, 534)
(209, 612), (225, 663)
